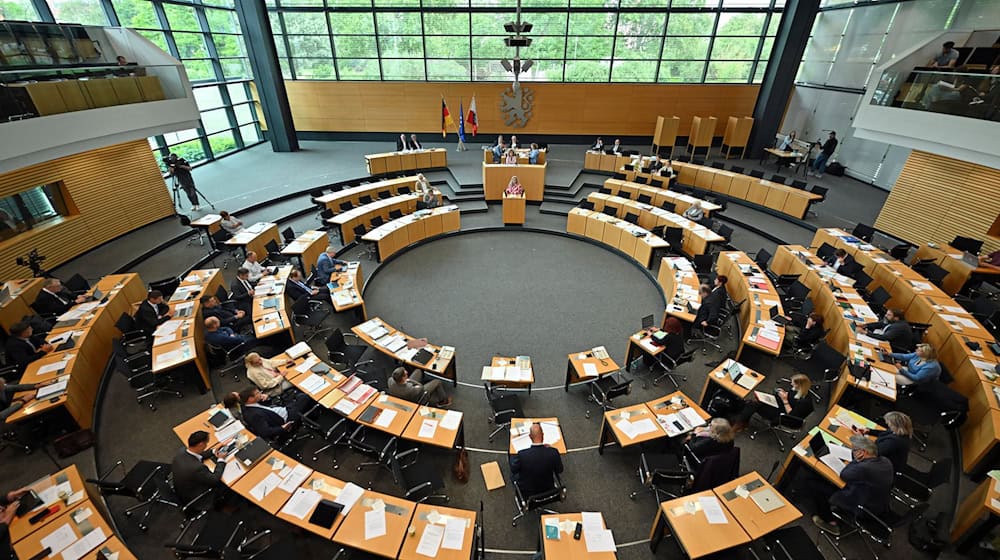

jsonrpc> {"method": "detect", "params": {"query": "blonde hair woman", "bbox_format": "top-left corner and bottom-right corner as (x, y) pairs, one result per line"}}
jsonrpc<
(687, 417), (735, 460)
(735, 373), (814, 431)
(244, 352), (294, 397)
(854, 411), (912, 472)
(889, 343), (940, 386)
(504, 175), (524, 196)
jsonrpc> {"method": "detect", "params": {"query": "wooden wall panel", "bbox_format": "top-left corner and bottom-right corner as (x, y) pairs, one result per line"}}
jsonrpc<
(0, 140), (175, 279)
(280, 82), (760, 136)
(875, 151), (1000, 255)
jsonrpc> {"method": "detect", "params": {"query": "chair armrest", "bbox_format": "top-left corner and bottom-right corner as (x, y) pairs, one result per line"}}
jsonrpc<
(396, 447), (420, 467)
(238, 529), (272, 553)
(95, 460), (125, 482)
(182, 488), (215, 516)
(223, 521), (245, 551)
(406, 481), (433, 501)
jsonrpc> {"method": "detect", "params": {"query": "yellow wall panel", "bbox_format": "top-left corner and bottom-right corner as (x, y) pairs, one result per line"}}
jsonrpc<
(0, 140), (175, 279)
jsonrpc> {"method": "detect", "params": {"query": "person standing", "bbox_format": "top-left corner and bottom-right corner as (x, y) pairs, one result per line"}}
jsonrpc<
(505, 176), (524, 196)
(807, 131), (837, 178)
(166, 153), (200, 211)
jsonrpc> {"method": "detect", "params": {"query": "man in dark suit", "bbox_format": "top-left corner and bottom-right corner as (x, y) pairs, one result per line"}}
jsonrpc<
(4, 321), (52, 372)
(230, 268), (255, 314)
(409, 134), (422, 150)
(510, 423), (563, 497)
(200, 295), (251, 332)
(810, 436), (893, 535)
(134, 290), (172, 335)
(32, 278), (86, 317)
(204, 317), (252, 351)
(285, 269), (319, 303)
(859, 308), (915, 352)
(171, 430), (228, 505)
(826, 248), (856, 275)
(396, 133), (411, 151)
(387, 367), (451, 407)
(239, 387), (310, 440)
(647, 155), (664, 172)
(694, 275), (728, 330)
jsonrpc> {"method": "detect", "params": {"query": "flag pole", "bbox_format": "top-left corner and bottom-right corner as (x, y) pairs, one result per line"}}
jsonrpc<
(456, 95), (467, 152)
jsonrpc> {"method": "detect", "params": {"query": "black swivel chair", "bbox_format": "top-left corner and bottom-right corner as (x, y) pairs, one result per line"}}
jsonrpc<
(664, 227), (684, 256)
(816, 242), (836, 261)
(281, 227), (296, 245)
(637, 194), (652, 204)
(868, 286), (892, 316)
(602, 205), (618, 217)
(790, 179), (808, 190)
(339, 201), (354, 213)
(661, 201), (677, 213)
(951, 235), (983, 255)
(377, 189), (392, 200)
(390, 447), (448, 504)
(578, 200), (595, 211)
(88, 460), (179, 531)
(652, 348), (694, 388)
(263, 239), (292, 265)
(290, 294), (333, 342)
(324, 329), (373, 375)
(784, 341), (845, 403)
(628, 451), (691, 501)
(370, 215), (385, 229)
(64, 273), (90, 295)
(769, 174), (788, 184)
(588, 370), (633, 411)
(511, 473), (565, 527)
(754, 248), (772, 270)
(484, 383), (523, 442)
(359, 194), (374, 205)
(389, 209), (404, 220)
(623, 212), (640, 225)
(852, 223), (876, 242)
(729, 165), (744, 174)
(749, 169), (765, 179)
(148, 276), (181, 300)
(300, 404), (352, 469)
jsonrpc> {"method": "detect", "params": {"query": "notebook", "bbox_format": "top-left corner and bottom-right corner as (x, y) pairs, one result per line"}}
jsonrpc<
(235, 437), (270, 467)
(308, 499), (343, 529)
(750, 488), (785, 513)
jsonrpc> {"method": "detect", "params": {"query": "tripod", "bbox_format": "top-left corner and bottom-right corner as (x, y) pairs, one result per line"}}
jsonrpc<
(170, 173), (216, 214)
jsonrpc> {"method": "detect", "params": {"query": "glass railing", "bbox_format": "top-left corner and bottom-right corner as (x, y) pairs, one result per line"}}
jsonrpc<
(870, 68), (1000, 121)
(1, 64), (188, 122)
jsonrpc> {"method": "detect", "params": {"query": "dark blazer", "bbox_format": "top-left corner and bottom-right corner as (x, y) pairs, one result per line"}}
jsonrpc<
(827, 254), (855, 274)
(0, 382), (35, 421)
(410, 138), (422, 150)
(396, 137), (410, 151)
(866, 320), (915, 353)
(610, 144), (623, 154)
(230, 277), (254, 312)
(688, 436), (734, 462)
(203, 306), (239, 328)
(782, 392), (814, 422)
(871, 430), (910, 473)
(695, 289), (724, 326)
(590, 141), (604, 151)
(511, 444), (563, 497)
(831, 456), (894, 515)
(661, 332), (685, 362)
(134, 300), (170, 334)
(285, 278), (314, 303)
(205, 327), (250, 351)
(171, 447), (224, 504)
(33, 289), (74, 316)
(648, 160), (663, 172)
(795, 324), (826, 348)
(243, 403), (288, 440)
(4, 337), (46, 371)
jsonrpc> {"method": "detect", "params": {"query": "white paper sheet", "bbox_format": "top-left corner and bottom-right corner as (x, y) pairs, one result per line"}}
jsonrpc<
(286, 342), (311, 359)
(40, 523), (76, 555)
(374, 409), (397, 428)
(441, 517), (466, 550)
(584, 529), (617, 553)
(828, 443), (854, 463)
(679, 407), (706, 428)
(249, 473), (282, 501)
(440, 410), (462, 430)
(511, 434), (532, 452)
(581, 511), (603, 533)
(278, 464), (313, 493)
(629, 418), (659, 436)
(222, 459), (245, 484)
(418, 419), (439, 439)
(615, 419), (637, 439)
(698, 497), (728, 524)
(37, 360), (69, 374)
(60, 527), (107, 560)
(300, 374), (330, 395)
(541, 422), (562, 445)
(820, 454), (846, 475)
(281, 488), (321, 520)
(296, 356), (320, 373)
(364, 508), (387, 540)
(36, 378), (68, 399)
(334, 482), (364, 515)
(582, 362), (599, 377)
(416, 524), (444, 557)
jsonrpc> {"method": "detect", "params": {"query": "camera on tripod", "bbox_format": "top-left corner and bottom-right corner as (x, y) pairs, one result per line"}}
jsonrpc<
(15, 249), (47, 277)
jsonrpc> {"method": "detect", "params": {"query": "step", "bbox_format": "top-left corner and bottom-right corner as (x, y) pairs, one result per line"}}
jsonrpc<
(539, 201), (579, 217)
(455, 200), (489, 214)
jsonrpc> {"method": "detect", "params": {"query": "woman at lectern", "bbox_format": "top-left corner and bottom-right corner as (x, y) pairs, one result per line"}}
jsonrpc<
(505, 176), (524, 196)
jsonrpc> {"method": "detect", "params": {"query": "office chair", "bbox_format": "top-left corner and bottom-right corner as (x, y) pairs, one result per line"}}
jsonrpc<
(338, 201), (354, 214)
(377, 189), (392, 200)
(578, 200), (595, 211)
(806, 186), (828, 217)
(769, 174), (787, 184)
(390, 447), (449, 504)
(920, 263), (950, 288)
(711, 162), (725, 169)
(114, 340), (182, 410)
(753, 248), (772, 270)
(398, 185), (412, 195)
(87, 460), (179, 531)
(634, 175), (648, 185)
(749, 169), (765, 179)
(263, 239), (292, 265)
(692, 158), (706, 166)
(352, 224), (377, 260)
(588, 370), (633, 411)
(628, 451), (691, 501)
(867, 286), (891, 316)
(148, 276), (181, 300)
(484, 383), (523, 442)
(300, 404), (351, 469)
(637, 194), (652, 204)
(689, 316), (724, 353)
(611, 172), (627, 180)
(747, 410), (810, 451)
(781, 280), (811, 312)
(309, 188), (325, 200)
(359, 194), (374, 205)
(205, 339), (254, 382)
(511, 473), (565, 527)
(661, 201), (677, 213)
(388, 209), (404, 220)
(166, 510), (247, 559)
(178, 215), (206, 247)
(815, 242), (836, 261)
(602, 205), (618, 217)
(211, 230), (237, 268)
(618, 191), (633, 200)
(115, 313), (149, 354)
(623, 212), (640, 225)
(823, 501), (930, 560)
(729, 165), (744, 174)
(370, 215), (385, 229)
(790, 179), (808, 190)
(598, 186), (612, 195)
(690, 446), (740, 492)
(784, 341), (845, 403)
(348, 428), (397, 488)
(951, 235), (983, 255)
(889, 243), (911, 261)
(664, 227), (684, 256)
(759, 526), (825, 560)
(852, 223), (876, 242)
(853, 270), (874, 297)
(324, 329), (373, 375)
(651, 348), (694, 388)
(692, 254), (715, 284)
(892, 452), (950, 507)
(714, 224), (734, 248)
(624, 164), (634, 171)
(650, 177), (665, 189)
(290, 294), (332, 342)
(649, 225), (665, 240)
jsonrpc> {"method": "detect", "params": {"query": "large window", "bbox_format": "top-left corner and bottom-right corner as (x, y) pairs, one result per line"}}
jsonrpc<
(0, 183), (72, 241)
(13, 0), (264, 167)
(268, 0), (783, 83)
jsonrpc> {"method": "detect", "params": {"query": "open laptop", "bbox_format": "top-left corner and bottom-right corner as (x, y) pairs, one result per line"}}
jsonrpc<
(768, 305), (790, 326)
(808, 431), (830, 458)
(962, 251), (980, 267)
(641, 314), (655, 329)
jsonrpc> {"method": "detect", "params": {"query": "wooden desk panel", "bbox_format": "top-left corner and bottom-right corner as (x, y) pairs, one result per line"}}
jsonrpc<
(654, 491), (751, 558)
(483, 163), (546, 201)
(0, 278), (45, 332)
(713, 472), (802, 540)
(332, 490), (414, 557)
(399, 504), (476, 560)
(13, 499), (113, 560)
(541, 513), (616, 560)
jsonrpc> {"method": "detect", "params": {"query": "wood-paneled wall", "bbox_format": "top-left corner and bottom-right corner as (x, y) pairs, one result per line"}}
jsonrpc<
(0, 140), (174, 279)
(875, 151), (1000, 255)
(280, 82), (760, 136)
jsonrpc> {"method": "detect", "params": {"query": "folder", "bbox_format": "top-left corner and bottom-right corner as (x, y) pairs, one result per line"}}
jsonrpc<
(480, 461), (505, 491)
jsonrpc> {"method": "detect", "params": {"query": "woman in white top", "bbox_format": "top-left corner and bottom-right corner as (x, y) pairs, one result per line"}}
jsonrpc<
(779, 131), (797, 151)
(415, 173), (431, 195)
(503, 149), (518, 165)
(244, 352), (294, 397)
(684, 201), (705, 223)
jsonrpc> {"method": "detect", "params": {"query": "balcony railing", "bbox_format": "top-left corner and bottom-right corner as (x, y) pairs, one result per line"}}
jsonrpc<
(870, 68), (999, 122)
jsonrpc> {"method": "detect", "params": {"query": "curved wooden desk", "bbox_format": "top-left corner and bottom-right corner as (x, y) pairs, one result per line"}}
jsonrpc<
(280, 230), (328, 275)
(586, 192), (724, 257)
(715, 252), (786, 361)
(361, 205), (461, 262)
(482, 148), (547, 165)
(314, 177), (419, 213)
(365, 149), (447, 175)
(251, 266), (294, 343)
(483, 163), (546, 201)
(565, 208), (669, 268)
(658, 256), (701, 324)
(352, 317), (457, 386)
(329, 192), (440, 245)
(583, 151), (631, 172)
(0, 278), (44, 332)
(603, 178), (721, 218)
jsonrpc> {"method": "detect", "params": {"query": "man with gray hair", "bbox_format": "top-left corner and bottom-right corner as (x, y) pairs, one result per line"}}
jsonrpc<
(315, 245), (347, 284)
(810, 434), (894, 535)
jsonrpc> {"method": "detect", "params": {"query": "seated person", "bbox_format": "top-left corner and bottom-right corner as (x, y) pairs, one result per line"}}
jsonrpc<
(888, 343), (941, 386)
(826, 248), (855, 274)
(241, 251), (270, 284)
(686, 418), (735, 461)
(222, 391), (244, 423)
(658, 159), (675, 178)
(528, 143), (541, 164)
(4, 321), (52, 372)
(171, 430), (229, 506)
(244, 352), (295, 397)
(590, 137), (604, 152)
(396, 133), (411, 152)
(387, 367), (451, 407)
(734, 374), (814, 431)
(658, 317), (686, 362)
(610, 139), (623, 154)
(492, 142), (506, 163)
(927, 41), (959, 68)
(33, 278), (87, 316)
(683, 201), (706, 224)
(792, 312), (826, 349)
(648, 155), (664, 172)
(0, 485), (33, 559)
(204, 317), (252, 350)
(421, 182), (440, 209)
(134, 290), (173, 335)
(693, 284), (721, 331)
(316, 246), (347, 284)
(779, 130), (797, 151)
(808, 436), (893, 536)
(285, 269), (320, 302)
(239, 386), (311, 440)
(858, 308), (914, 353)
(509, 135), (520, 150)
(229, 268), (256, 314)
(200, 295), (251, 332)
(853, 411), (911, 473)
(0, 376), (53, 422)
(504, 176), (524, 196)
(978, 249), (1000, 270)
(409, 133), (422, 150)
(503, 149), (518, 165)
(510, 423), (563, 497)
(219, 211), (243, 235)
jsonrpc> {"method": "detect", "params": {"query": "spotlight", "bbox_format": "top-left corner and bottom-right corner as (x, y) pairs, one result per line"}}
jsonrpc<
(500, 59), (513, 72)
(503, 22), (533, 33)
(504, 36), (532, 48)
(520, 59), (533, 72)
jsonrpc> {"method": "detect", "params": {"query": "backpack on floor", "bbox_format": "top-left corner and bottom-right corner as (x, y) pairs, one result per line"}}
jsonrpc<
(826, 161), (846, 176)
(908, 511), (947, 554)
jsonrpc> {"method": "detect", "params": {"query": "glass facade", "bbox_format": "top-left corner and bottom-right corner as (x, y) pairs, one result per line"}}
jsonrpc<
(4, 0), (264, 167)
(267, 0), (783, 83)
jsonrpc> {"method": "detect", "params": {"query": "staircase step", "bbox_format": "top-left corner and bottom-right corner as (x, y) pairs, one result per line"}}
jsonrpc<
(539, 201), (579, 217)
(455, 200), (489, 214)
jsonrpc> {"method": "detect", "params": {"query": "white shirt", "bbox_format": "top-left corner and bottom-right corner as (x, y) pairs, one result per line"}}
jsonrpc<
(221, 217), (243, 235)
(242, 259), (265, 283)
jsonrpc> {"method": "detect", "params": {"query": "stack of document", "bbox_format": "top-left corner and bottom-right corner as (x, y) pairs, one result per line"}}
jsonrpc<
(357, 320), (389, 340)
(375, 333), (407, 353)
(300, 374), (330, 395)
(615, 417), (660, 439)
(440, 410), (462, 430)
(581, 512), (616, 553)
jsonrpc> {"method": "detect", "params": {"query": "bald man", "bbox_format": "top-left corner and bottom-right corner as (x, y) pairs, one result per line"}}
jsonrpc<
(510, 423), (563, 497)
